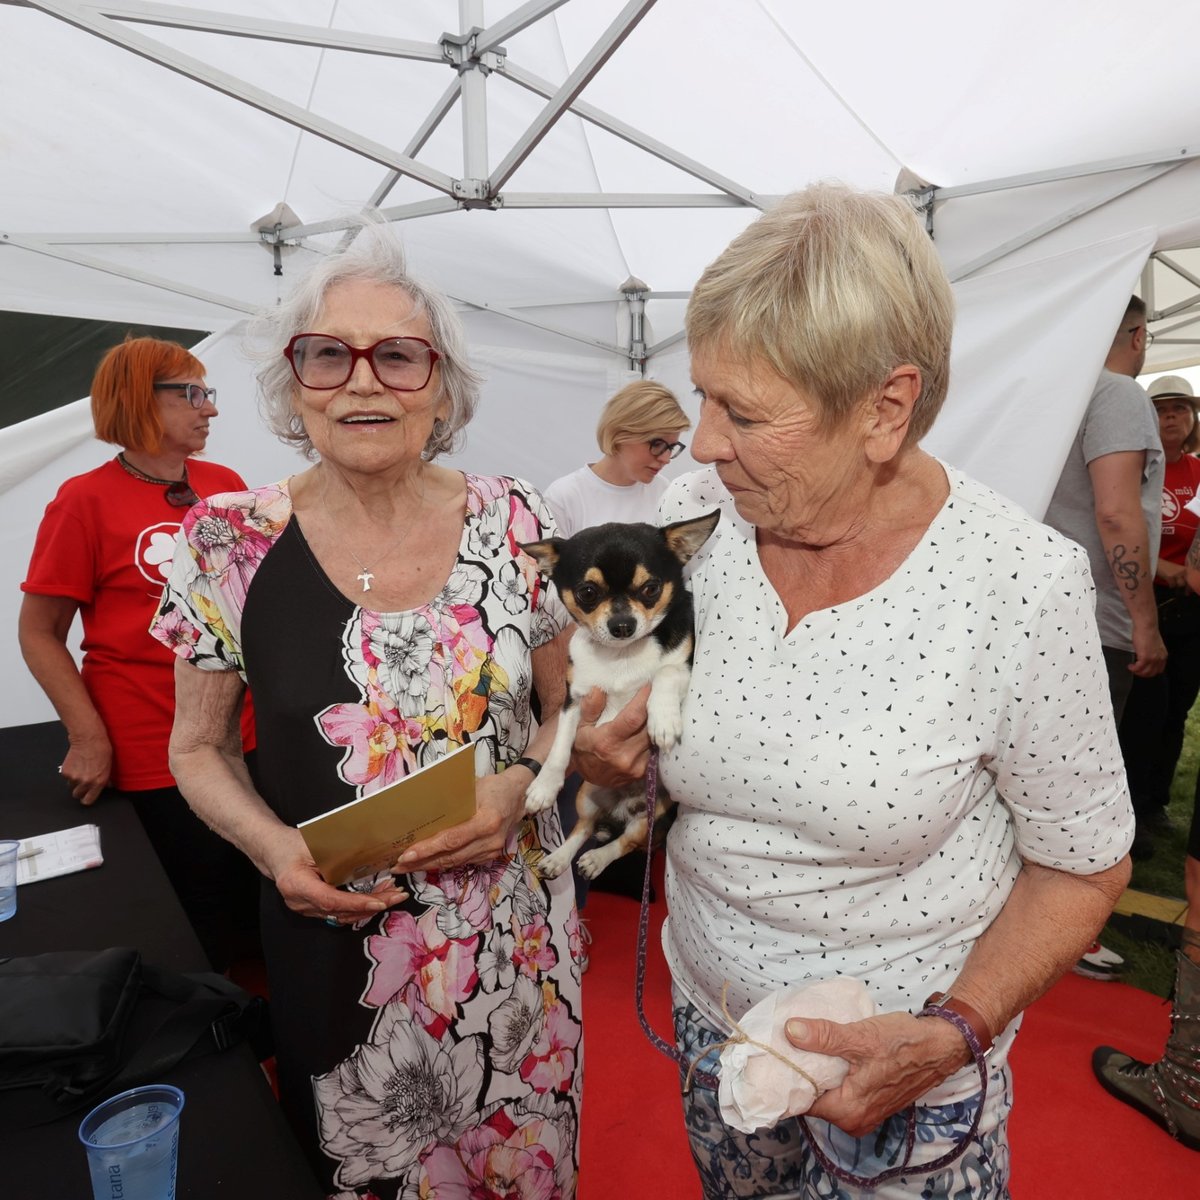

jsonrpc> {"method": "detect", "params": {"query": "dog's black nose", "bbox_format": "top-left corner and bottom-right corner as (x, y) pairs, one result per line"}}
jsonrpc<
(607, 616), (636, 639)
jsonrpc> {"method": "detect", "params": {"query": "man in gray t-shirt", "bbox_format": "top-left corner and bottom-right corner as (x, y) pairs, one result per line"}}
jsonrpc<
(1043, 296), (1166, 724)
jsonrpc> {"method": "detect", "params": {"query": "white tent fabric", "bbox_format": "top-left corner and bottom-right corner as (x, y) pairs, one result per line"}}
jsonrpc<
(4, 0), (1200, 729)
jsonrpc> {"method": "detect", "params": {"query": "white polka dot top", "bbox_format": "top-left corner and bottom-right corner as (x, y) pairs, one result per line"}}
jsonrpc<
(658, 462), (1134, 1099)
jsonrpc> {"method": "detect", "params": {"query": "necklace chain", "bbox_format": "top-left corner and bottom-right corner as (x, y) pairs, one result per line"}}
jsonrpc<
(117, 452), (187, 486)
(319, 466), (426, 593)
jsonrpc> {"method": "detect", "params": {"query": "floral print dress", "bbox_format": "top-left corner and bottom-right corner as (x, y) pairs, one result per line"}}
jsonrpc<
(151, 474), (584, 1200)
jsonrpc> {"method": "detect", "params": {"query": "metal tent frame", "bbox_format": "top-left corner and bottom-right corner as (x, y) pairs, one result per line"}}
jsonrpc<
(8, 0), (1200, 373)
(911, 146), (1200, 368)
(9, 0), (772, 370)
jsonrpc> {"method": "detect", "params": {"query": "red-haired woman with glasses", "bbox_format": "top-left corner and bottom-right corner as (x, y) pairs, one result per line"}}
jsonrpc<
(18, 335), (257, 969)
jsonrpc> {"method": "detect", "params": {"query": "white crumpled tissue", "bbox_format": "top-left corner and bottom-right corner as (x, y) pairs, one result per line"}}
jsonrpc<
(717, 977), (875, 1133)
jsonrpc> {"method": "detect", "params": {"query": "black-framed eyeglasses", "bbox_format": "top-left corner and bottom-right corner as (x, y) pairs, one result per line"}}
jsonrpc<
(648, 438), (686, 460)
(153, 382), (216, 409)
(1127, 324), (1156, 347)
(284, 333), (442, 392)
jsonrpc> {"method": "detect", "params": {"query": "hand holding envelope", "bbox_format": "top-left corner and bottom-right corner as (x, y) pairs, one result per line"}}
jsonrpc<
(717, 977), (875, 1133)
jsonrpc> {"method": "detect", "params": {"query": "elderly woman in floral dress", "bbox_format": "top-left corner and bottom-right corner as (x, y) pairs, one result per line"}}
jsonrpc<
(150, 227), (583, 1199)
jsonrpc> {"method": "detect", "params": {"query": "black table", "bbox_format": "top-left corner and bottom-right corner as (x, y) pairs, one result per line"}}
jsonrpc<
(0, 721), (322, 1198)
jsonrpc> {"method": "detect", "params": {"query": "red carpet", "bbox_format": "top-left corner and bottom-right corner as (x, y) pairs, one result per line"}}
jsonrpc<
(233, 877), (1196, 1197)
(579, 876), (1197, 1199)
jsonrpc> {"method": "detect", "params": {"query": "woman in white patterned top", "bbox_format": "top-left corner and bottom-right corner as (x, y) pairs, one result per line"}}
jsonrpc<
(574, 184), (1134, 1199)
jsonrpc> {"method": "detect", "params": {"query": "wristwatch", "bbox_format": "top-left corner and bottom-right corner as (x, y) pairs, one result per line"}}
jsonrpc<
(513, 756), (542, 777)
(922, 991), (994, 1057)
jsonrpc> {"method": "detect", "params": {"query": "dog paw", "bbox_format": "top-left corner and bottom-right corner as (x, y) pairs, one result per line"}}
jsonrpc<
(578, 847), (618, 880)
(646, 702), (684, 752)
(538, 849), (571, 878)
(524, 776), (559, 815)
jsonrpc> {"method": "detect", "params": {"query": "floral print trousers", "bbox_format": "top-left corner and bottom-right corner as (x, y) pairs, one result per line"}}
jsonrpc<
(673, 997), (1012, 1200)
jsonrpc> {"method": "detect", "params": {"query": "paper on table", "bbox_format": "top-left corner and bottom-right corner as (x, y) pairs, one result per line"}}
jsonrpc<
(15, 824), (103, 884)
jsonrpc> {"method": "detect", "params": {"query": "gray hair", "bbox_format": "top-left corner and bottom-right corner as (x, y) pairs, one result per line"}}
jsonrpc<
(686, 183), (955, 445)
(250, 221), (482, 460)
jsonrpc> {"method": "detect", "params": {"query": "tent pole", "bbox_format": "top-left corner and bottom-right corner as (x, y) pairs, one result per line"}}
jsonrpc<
(26, 0), (458, 196)
(1141, 258), (1156, 316)
(1, 233), (254, 315)
(620, 277), (650, 374)
(473, 0), (573, 56)
(500, 60), (762, 208)
(948, 164), (1180, 282)
(458, 0), (490, 189)
(488, 0), (658, 194)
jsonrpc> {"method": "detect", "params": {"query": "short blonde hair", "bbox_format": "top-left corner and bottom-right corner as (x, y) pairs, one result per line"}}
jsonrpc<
(686, 183), (955, 444)
(597, 380), (690, 455)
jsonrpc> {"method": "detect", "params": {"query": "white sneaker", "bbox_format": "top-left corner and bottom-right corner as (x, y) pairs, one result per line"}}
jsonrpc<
(1072, 940), (1125, 981)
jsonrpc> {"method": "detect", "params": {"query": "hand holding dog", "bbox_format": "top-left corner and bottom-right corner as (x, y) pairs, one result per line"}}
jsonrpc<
(571, 684), (652, 788)
(397, 768), (527, 873)
(783, 1011), (972, 1136)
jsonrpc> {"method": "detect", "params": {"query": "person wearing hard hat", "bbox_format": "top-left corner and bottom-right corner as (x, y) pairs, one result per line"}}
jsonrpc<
(1117, 374), (1200, 859)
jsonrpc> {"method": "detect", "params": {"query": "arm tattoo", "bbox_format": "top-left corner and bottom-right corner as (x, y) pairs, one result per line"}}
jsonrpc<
(1110, 543), (1142, 593)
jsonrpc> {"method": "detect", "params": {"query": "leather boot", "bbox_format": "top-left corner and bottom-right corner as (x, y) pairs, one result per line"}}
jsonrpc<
(1092, 950), (1200, 1150)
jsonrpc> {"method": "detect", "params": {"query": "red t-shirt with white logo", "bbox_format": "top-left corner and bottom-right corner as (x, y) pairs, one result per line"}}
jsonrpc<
(1159, 453), (1200, 566)
(22, 457), (255, 790)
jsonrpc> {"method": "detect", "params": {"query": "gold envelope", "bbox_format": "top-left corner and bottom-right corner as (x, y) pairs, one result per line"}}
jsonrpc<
(298, 742), (477, 886)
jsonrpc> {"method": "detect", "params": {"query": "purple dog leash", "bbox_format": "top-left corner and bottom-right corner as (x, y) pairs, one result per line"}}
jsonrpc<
(632, 748), (989, 1188)
(634, 747), (718, 1090)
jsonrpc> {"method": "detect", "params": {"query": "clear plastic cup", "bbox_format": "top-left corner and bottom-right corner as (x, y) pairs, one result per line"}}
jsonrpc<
(78, 1084), (184, 1200)
(0, 840), (18, 922)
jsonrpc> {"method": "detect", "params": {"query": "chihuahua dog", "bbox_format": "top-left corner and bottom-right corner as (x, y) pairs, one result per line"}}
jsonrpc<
(520, 510), (719, 880)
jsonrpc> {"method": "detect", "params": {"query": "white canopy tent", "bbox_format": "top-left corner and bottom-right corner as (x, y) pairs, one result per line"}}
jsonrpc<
(3, 0), (1200, 729)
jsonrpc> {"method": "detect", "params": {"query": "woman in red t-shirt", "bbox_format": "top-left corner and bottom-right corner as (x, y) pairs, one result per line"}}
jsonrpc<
(18, 336), (257, 968)
(1118, 375), (1200, 856)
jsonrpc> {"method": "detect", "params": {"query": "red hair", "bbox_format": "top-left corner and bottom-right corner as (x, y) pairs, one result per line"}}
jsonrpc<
(91, 336), (205, 454)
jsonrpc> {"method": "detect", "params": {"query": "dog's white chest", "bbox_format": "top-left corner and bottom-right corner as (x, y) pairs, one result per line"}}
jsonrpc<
(568, 632), (666, 720)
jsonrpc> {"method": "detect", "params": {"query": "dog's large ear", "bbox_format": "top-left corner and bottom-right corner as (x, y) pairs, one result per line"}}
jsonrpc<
(661, 510), (720, 565)
(519, 539), (562, 575)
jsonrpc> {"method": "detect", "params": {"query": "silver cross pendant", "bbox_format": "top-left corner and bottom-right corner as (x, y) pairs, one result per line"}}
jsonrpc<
(357, 570), (374, 592)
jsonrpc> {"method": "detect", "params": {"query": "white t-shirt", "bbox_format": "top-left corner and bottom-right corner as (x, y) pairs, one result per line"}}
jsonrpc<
(657, 463), (1134, 1102)
(542, 464), (670, 536)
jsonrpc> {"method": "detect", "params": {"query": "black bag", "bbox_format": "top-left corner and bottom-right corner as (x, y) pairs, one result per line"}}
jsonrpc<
(0, 946), (268, 1126)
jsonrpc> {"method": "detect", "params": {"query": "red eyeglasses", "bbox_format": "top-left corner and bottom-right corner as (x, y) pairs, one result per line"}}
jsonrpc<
(284, 334), (441, 391)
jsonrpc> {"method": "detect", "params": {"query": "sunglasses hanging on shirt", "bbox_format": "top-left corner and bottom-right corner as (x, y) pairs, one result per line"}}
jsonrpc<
(116, 454), (200, 508)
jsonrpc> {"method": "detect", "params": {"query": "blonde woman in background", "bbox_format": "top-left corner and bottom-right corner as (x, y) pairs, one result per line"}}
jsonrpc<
(542, 380), (691, 535)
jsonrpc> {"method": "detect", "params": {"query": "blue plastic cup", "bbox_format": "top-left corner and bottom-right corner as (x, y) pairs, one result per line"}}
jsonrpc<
(0, 840), (18, 922)
(78, 1084), (185, 1200)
